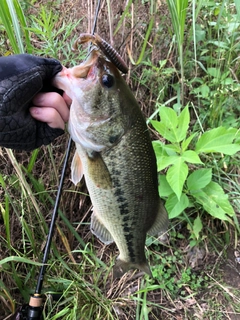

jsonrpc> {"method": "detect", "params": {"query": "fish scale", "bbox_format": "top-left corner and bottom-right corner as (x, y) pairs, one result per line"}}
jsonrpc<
(52, 43), (169, 278)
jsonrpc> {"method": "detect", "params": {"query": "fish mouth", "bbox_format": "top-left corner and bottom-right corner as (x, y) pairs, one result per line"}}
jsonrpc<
(71, 48), (103, 81)
(70, 47), (118, 84)
(53, 47), (119, 93)
(52, 48), (102, 90)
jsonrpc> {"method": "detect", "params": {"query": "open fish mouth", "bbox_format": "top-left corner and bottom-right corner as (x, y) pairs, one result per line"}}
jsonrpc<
(53, 49), (101, 87)
(71, 49), (101, 79)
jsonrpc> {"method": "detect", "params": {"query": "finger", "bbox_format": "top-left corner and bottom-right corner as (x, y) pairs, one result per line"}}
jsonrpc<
(63, 92), (72, 106)
(30, 107), (65, 130)
(32, 92), (70, 122)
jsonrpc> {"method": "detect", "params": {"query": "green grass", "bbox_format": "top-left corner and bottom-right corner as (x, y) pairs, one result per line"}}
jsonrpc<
(0, 0), (240, 319)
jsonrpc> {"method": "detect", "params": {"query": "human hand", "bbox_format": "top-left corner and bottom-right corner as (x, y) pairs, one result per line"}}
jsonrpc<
(0, 54), (69, 151)
(30, 92), (70, 130)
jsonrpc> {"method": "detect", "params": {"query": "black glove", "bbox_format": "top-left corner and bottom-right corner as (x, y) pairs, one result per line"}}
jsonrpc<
(0, 54), (64, 151)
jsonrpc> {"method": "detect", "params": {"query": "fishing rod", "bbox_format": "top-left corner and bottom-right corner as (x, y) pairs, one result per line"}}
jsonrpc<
(10, 1), (102, 319)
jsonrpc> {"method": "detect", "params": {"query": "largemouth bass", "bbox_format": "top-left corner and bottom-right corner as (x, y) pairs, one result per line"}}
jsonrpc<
(53, 34), (168, 278)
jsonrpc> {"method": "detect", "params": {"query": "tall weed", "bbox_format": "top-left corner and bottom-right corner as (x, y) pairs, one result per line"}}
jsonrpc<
(0, 0), (32, 53)
(166, 0), (188, 104)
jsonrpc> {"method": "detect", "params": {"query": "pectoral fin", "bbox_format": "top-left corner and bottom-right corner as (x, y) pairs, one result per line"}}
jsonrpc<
(71, 151), (84, 185)
(87, 152), (112, 189)
(147, 201), (169, 236)
(90, 210), (114, 244)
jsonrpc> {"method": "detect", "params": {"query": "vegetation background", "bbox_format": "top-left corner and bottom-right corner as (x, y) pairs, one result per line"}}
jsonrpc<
(0, 0), (240, 319)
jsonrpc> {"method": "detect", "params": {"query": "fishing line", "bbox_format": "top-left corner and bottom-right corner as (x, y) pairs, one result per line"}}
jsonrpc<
(11, 1), (102, 319)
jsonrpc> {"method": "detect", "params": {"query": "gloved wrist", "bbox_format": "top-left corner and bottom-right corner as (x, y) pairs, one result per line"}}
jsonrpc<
(0, 54), (64, 150)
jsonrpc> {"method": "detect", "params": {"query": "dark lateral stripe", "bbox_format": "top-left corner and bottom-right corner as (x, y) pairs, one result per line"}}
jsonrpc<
(124, 232), (136, 261)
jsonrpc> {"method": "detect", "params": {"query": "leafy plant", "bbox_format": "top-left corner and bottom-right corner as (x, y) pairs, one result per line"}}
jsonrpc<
(26, 7), (83, 65)
(166, 0), (189, 104)
(187, 0), (240, 128)
(151, 105), (240, 239)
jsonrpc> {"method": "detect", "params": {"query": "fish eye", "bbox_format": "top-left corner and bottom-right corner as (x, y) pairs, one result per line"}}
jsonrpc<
(101, 74), (114, 88)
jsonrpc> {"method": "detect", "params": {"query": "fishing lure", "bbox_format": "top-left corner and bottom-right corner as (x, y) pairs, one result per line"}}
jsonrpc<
(72, 33), (128, 74)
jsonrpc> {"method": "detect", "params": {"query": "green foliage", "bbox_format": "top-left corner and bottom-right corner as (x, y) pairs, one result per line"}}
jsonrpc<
(162, 0), (240, 129)
(128, 16), (154, 66)
(195, 127), (240, 154)
(166, 0), (189, 104)
(0, 0), (83, 63)
(150, 250), (207, 297)
(27, 7), (83, 64)
(166, 0), (188, 49)
(152, 106), (239, 236)
(188, 1), (240, 128)
(0, 0), (32, 53)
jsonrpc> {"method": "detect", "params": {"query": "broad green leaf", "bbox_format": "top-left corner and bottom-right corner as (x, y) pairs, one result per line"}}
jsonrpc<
(195, 127), (240, 155)
(176, 106), (190, 142)
(162, 144), (180, 155)
(213, 7), (220, 16)
(159, 106), (178, 129)
(208, 41), (229, 49)
(165, 193), (189, 219)
(158, 174), (173, 197)
(152, 141), (165, 158)
(156, 155), (180, 171)
(187, 169), (212, 191)
(181, 132), (197, 152)
(151, 120), (178, 143)
(182, 150), (203, 164)
(166, 159), (188, 199)
(201, 84), (210, 98)
(204, 182), (235, 215)
(220, 71), (230, 81)
(227, 21), (240, 33)
(192, 215), (203, 240)
(207, 67), (221, 78)
(195, 24), (206, 42)
(236, 130), (240, 144)
(159, 106), (178, 128)
(226, 127), (239, 136)
(152, 106), (190, 143)
(221, 77), (234, 85)
(192, 181), (235, 220)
